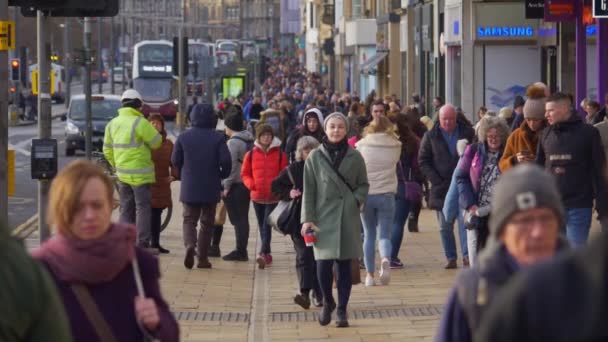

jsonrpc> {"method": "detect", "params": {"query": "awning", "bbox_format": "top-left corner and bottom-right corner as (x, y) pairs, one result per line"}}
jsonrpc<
(359, 52), (388, 74)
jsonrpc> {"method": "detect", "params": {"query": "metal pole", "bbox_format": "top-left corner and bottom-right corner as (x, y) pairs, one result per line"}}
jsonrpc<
(64, 18), (71, 107)
(598, 19), (608, 107)
(37, 10), (52, 242)
(121, 16), (126, 91)
(0, 0), (9, 223)
(84, 17), (93, 159)
(110, 16), (115, 94)
(98, 17), (103, 93)
(178, 0), (186, 131)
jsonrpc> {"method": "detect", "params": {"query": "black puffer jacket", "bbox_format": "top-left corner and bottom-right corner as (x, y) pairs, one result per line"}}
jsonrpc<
(536, 114), (608, 218)
(418, 122), (475, 210)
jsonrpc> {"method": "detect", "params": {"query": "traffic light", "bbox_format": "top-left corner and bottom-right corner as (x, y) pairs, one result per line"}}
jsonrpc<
(10, 59), (20, 82)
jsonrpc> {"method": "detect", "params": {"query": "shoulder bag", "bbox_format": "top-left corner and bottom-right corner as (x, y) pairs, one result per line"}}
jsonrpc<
(399, 161), (423, 203)
(268, 168), (297, 235)
(71, 284), (118, 342)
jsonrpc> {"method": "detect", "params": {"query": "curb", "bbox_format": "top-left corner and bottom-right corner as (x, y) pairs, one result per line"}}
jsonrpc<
(11, 214), (39, 240)
(13, 112), (66, 127)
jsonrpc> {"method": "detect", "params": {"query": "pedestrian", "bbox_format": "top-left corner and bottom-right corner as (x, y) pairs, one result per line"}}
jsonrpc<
(476, 230), (608, 341)
(356, 116), (401, 286)
(437, 164), (568, 342)
(510, 95), (526, 131)
(103, 89), (162, 248)
(148, 114), (178, 254)
(0, 221), (73, 341)
(584, 100), (602, 125)
(499, 84), (547, 172)
(347, 102), (364, 139)
(598, 92), (608, 120)
(271, 136), (323, 309)
(249, 96), (264, 121)
(301, 112), (369, 327)
(389, 114), (421, 269)
(498, 106), (514, 128)
(432, 96), (444, 119)
(455, 116), (510, 264)
(172, 103), (232, 269)
(222, 108), (255, 261)
(241, 123), (288, 269)
(536, 92), (608, 247)
(419, 104), (475, 269)
(284, 108), (325, 163)
(33, 160), (179, 341)
(186, 95), (198, 125)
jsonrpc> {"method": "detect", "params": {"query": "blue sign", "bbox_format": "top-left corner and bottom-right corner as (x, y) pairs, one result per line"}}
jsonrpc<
(586, 25), (598, 36)
(477, 26), (534, 38)
(453, 21), (460, 35)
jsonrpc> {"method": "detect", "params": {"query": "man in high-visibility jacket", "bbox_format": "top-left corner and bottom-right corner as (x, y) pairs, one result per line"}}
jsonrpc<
(103, 89), (162, 247)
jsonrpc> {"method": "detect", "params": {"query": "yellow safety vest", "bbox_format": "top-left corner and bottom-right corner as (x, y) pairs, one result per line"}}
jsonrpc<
(103, 107), (162, 186)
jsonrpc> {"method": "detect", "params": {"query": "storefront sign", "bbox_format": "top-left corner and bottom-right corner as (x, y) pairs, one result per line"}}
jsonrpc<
(477, 26), (534, 38)
(526, 0), (545, 19)
(544, 0), (576, 22)
(594, 0), (608, 18)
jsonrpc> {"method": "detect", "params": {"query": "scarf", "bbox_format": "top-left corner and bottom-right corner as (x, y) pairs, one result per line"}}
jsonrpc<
(32, 223), (137, 284)
(322, 136), (349, 168)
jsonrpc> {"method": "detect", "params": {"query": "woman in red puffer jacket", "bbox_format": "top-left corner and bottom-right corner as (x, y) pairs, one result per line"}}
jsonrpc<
(241, 124), (288, 269)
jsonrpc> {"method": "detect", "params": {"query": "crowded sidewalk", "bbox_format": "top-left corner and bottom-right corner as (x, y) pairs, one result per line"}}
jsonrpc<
(151, 182), (459, 341)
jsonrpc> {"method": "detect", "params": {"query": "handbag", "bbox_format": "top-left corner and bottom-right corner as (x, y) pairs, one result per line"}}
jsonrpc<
(268, 168), (296, 235)
(214, 200), (227, 226)
(399, 161), (423, 203)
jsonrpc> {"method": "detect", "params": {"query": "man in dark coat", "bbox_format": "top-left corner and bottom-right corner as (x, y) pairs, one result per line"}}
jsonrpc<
(172, 103), (232, 269)
(419, 104), (475, 269)
(536, 92), (608, 247)
(476, 232), (608, 342)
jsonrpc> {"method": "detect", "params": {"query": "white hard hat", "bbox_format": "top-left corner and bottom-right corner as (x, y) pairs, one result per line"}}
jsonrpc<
(121, 89), (143, 102)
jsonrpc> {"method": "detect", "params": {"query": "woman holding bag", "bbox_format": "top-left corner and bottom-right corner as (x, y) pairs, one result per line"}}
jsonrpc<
(271, 136), (323, 310)
(301, 112), (369, 328)
(32, 160), (179, 342)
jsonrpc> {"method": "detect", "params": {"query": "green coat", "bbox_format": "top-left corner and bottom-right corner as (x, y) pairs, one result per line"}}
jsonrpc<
(0, 225), (72, 341)
(302, 145), (369, 260)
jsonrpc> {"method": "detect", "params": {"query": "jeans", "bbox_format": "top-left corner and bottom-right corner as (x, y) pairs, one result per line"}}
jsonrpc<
(390, 190), (411, 261)
(435, 210), (468, 261)
(224, 183), (251, 254)
(291, 231), (321, 294)
(565, 208), (592, 247)
(118, 182), (151, 244)
(182, 203), (217, 260)
(317, 259), (352, 309)
(361, 193), (395, 273)
(253, 202), (277, 254)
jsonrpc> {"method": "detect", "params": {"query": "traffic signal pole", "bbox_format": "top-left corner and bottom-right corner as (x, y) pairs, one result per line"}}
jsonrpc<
(84, 17), (93, 159)
(0, 0), (8, 223)
(37, 10), (52, 242)
(178, 0), (186, 132)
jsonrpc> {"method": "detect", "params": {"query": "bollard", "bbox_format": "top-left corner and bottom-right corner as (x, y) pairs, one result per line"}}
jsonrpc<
(8, 149), (14, 196)
(8, 104), (19, 126)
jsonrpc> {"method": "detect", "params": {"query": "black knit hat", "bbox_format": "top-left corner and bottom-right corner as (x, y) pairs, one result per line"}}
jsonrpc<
(224, 109), (245, 131)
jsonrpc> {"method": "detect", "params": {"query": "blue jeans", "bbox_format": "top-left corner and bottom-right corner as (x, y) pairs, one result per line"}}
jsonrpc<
(253, 202), (277, 254)
(390, 190), (411, 261)
(361, 193), (395, 273)
(565, 208), (592, 247)
(435, 210), (468, 261)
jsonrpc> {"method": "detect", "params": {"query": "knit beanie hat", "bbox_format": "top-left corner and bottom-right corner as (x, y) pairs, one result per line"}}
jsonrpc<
(224, 109), (245, 131)
(255, 123), (274, 140)
(489, 163), (565, 237)
(523, 84), (547, 120)
(323, 112), (349, 132)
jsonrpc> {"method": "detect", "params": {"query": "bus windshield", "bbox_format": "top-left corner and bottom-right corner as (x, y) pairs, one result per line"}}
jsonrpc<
(133, 78), (173, 103)
(138, 44), (172, 64)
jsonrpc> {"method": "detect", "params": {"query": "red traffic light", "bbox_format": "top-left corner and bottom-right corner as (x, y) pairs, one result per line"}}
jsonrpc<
(9, 87), (16, 93)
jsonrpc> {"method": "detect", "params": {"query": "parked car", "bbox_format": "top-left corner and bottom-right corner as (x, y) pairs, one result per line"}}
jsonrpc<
(90, 69), (108, 83)
(65, 94), (121, 156)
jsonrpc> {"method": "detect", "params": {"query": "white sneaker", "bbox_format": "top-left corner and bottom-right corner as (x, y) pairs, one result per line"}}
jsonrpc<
(379, 258), (391, 285)
(365, 274), (375, 287)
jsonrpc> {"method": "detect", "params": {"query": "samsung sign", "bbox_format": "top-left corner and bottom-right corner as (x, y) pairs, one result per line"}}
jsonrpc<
(477, 26), (535, 38)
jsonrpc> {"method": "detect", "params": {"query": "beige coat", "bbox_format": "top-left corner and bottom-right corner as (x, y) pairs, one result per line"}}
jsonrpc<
(355, 133), (402, 195)
(595, 119), (608, 163)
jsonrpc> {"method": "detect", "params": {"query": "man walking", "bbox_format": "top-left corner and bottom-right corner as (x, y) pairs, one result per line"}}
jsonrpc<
(222, 107), (255, 261)
(103, 89), (162, 248)
(536, 92), (608, 247)
(172, 103), (232, 269)
(419, 104), (475, 268)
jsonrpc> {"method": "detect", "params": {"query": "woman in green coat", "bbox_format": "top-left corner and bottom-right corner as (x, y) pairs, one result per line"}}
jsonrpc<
(301, 112), (369, 328)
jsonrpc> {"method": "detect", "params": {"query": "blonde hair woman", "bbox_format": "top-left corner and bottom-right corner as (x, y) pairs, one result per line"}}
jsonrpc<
(356, 115), (402, 287)
(32, 160), (179, 341)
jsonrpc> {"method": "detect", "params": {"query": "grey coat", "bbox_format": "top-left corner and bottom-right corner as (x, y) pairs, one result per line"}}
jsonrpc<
(302, 145), (369, 260)
(222, 130), (255, 192)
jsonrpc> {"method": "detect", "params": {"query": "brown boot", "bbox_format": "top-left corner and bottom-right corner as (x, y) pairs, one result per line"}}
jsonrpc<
(197, 259), (212, 268)
(444, 259), (457, 269)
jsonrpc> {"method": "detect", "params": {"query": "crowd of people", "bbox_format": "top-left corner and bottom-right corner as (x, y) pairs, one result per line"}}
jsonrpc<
(4, 54), (608, 339)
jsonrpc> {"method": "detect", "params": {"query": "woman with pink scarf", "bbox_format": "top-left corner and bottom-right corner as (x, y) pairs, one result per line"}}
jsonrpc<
(32, 160), (179, 342)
